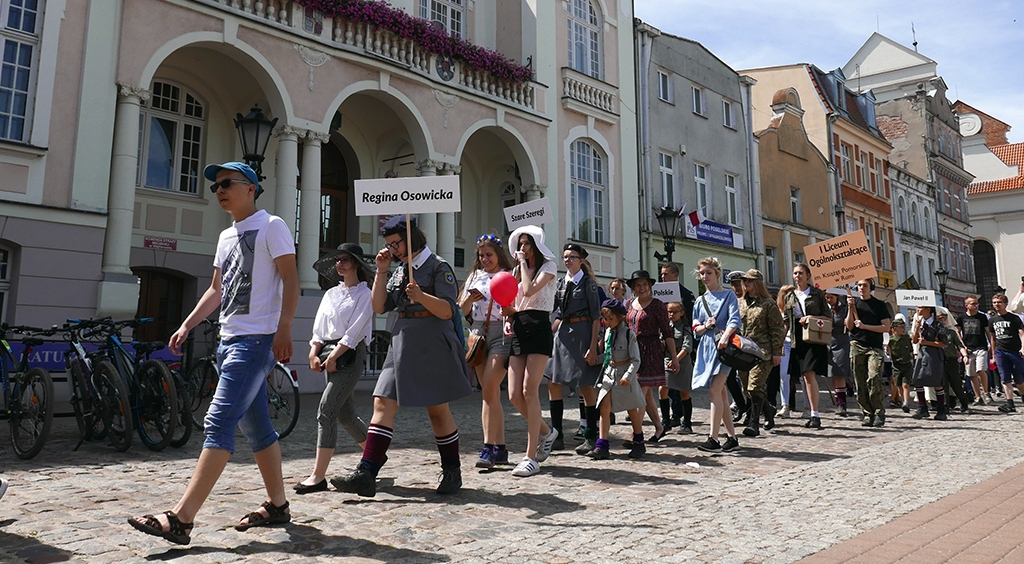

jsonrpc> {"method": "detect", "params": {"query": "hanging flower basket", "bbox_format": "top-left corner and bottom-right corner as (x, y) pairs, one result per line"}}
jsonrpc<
(295, 0), (534, 84)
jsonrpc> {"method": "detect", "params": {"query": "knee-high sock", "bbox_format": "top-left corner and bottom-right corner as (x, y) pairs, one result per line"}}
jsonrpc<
(361, 424), (393, 472)
(835, 387), (847, 407)
(669, 389), (683, 420)
(585, 405), (598, 439)
(435, 430), (460, 466)
(578, 396), (587, 428)
(935, 388), (945, 408)
(659, 398), (671, 422)
(683, 398), (693, 425)
(550, 399), (564, 436)
(916, 388), (927, 406)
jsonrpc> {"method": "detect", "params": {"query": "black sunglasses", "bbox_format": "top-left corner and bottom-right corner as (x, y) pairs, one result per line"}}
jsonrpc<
(209, 178), (252, 193)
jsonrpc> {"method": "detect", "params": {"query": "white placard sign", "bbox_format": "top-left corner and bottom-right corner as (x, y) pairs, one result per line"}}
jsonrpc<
(354, 176), (461, 217)
(896, 289), (936, 307)
(503, 197), (551, 230)
(652, 282), (682, 304)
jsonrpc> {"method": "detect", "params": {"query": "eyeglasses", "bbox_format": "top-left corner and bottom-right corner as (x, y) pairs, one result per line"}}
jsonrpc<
(563, 255), (581, 262)
(385, 239), (404, 252)
(335, 255), (353, 265)
(209, 178), (252, 193)
(477, 234), (503, 247)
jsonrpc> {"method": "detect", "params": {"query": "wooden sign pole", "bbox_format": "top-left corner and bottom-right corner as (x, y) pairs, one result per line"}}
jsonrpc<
(405, 213), (414, 284)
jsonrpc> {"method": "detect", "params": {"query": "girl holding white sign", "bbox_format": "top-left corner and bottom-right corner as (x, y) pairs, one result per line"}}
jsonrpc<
(458, 234), (515, 470)
(331, 216), (473, 497)
(502, 225), (559, 477)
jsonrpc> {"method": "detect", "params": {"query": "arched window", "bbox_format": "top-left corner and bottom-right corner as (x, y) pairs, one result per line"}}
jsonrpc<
(897, 196), (906, 231)
(910, 201), (919, 234)
(567, 0), (602, 79)
(137, 81), (205, 194)
(570, 139), (606, 244)
(923, 206), (931, 239)
(974, 240), (998, 306)
(0, 0), (43, 141)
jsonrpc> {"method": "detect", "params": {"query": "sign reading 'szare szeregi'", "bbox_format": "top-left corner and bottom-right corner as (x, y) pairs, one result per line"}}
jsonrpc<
(503, 197), (551, 231)
(354, 176), (461, 217)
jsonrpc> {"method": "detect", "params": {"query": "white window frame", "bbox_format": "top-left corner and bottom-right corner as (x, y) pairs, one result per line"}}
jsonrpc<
(0, 244), (10, 320)
(840, 143), (852, 183)
(871, 157), (882, 194)
(420, 0), (464, 38)
(659, 151), (675, 208)
(725, 173), (738, 226)
(790, 187), (801, 223)
(694, 163), (708, 217)
(691, 85), (705, 116)
(570, 139), (607, 244)
(0, 0), (43, 142)
(916, 255), (924, 283)
(566, 0), (602, 80)
(765, 247), (777, 285)
(903, 251), (912, 280)
(878, 228), (888, 269)
(793, 251), (805, 266)
(722, 99), (734, 128)
(856, 151), (867, 189)
(657, 70), (672, 103)
(928, 258), (936, 289)
(137, 80), (206, 195)
(896, 196), (906, 230)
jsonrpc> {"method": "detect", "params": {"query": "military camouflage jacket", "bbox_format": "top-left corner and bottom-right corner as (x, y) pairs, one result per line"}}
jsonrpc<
(888, 333), (913, 365)
(740, 295), (786, 358)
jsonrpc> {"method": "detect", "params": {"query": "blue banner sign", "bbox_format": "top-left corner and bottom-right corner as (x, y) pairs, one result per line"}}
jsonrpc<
(686, 219), (734, 247)
(2, 341), (177, 373)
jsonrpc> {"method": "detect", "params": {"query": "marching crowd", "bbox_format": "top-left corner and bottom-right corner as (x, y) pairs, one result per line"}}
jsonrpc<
(120, 161), (1024, 545)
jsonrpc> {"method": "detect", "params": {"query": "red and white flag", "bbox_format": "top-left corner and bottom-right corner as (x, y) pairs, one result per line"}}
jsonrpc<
(687, 208), (707, 227)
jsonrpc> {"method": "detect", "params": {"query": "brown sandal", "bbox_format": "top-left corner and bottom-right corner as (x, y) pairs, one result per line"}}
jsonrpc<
(235, 500), (290, 531)
(127, 511), (193, 545)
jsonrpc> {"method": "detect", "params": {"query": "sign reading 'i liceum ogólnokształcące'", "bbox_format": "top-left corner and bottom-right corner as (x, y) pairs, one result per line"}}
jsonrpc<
(803, 230), (878, 290)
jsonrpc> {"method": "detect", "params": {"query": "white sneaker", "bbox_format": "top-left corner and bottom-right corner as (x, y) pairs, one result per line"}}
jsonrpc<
(0, 477), (8, 501)
(536, 427), (558, 463)
(511, 457), (540, 477)
(778, 406), (791, 418)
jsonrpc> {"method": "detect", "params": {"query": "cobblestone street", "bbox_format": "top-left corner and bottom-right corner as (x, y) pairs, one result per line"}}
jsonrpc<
(2, 387), (1022, 563)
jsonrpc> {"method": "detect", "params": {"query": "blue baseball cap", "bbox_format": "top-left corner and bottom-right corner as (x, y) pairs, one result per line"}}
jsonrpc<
(204, 161), (262, 199)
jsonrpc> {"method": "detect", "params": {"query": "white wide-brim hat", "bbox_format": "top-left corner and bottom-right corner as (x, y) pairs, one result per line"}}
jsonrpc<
(508, 224), (555, 259)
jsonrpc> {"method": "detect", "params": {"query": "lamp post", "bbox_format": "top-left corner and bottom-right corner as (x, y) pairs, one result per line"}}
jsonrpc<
(934, 267), (949, 307)
(652, 206), (680, 264)
(233, 104), (278, 182)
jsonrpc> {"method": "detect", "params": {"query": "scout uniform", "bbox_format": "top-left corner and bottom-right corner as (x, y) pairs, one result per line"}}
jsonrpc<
(551, 270), (601, 388)
(595, 323), (645, 412)
(888, 323), (914, 389)
(738, 270), (786, 436)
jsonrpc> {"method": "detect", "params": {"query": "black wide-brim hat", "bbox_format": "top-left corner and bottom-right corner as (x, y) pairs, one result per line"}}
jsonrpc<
(313, 242), (373, 285)
(627, 269), (656, 289)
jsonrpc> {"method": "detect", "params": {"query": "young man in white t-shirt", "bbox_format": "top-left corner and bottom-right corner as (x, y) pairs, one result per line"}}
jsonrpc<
(129, 162), (298, 545)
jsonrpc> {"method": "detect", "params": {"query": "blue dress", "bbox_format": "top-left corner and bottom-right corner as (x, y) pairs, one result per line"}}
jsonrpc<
(691, 289), (742, 389)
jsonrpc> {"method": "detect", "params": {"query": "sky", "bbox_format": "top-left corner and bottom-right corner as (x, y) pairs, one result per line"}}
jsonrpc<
(634, 0), (1024, 143)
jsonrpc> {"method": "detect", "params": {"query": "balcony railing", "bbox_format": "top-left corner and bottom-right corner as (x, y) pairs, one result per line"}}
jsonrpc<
(198, 0), (536, 111)
(561, 67), (617, 116)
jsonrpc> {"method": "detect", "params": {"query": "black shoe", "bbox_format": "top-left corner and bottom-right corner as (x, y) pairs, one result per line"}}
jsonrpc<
(573, 427), (585, 442)
(933, 408), (948, 421)
(627, 442), (646, 459)
(697, 436), (722, 452)
(677, 424), (694, 435)
(331, 466), (377, 497)
(436, 464), (462, 494)
(648, 429), (667, 443)
(732, 407), (746, 423)
(902, 403), (911, 413)
(804, 416), (821, 429)
(743, 399), (762, 437)
(721, 436), (740, 452)
(861, 415), (875, 427)
(837, 405), (849, 417)
(661, 418), (674, 430)
(587, 446), (610, 459)
(294, 479), (328, 494)
(551, 433), (565, 451)
(575, 438), (596, 455)
(873, 414), (886, 427)
(999, 403), (1017, 413)
(670, 417), (682, 428)
(912, 406), (929, 419)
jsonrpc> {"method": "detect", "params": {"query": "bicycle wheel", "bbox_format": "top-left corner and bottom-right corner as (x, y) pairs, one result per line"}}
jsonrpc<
(266, 364), (300, 439)
(135, 359), (177, 451)
(169, 370), (193, 448)
(9, 367), (55, 460)
(94, 360), (133, 452)
(70, 360), (107, 440)
(186, 360), (218, 431)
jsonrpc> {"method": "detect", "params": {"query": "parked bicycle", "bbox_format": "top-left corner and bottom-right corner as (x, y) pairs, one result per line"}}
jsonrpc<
(186, 319), (300, 440)
(91, 318), (178, 451)
(164, 359), (193, 448)
(0, 324), (55, 459)
(63, 318), (133, 451)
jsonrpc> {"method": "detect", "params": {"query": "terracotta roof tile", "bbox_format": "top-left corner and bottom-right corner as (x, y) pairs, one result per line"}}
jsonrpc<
(968, 176), (1024, 194)
(991, 143), (1024, 166)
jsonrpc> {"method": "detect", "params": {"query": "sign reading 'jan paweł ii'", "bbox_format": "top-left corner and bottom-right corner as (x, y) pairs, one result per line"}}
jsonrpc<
(354, 176), (461, 217)
(803, 230), (878, 290)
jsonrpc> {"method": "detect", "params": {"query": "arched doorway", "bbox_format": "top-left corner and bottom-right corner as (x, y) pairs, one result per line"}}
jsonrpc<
(459, 127), (538, 246)
(133, 268), (185, 342)
(308, 135), (361, 290)
(973, 240), (998, 306)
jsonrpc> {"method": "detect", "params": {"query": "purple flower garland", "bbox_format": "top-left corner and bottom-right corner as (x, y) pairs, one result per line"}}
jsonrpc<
(295, 0), (534, 84)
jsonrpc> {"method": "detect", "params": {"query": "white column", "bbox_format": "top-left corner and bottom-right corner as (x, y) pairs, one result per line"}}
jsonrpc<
(298, 132), (329, 291)
(273, 126), (301, 231)
(437, 163), (458, 261)
(524, 184), (545, 202)
(96, 84), (149, 318)
(416, 159), (439, 251)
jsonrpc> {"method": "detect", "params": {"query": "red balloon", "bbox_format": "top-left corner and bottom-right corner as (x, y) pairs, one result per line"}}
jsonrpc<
(489, 271), (518, 307)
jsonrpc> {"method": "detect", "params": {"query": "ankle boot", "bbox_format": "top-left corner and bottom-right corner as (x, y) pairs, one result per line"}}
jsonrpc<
(763, 399), (776, 431)
(743, 399), (762, 437)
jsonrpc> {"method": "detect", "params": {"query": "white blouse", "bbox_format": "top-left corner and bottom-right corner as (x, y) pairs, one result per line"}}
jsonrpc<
(514, 260), (558, 313)
(309, 282), (373, 348)
(463, 269), (506, 322)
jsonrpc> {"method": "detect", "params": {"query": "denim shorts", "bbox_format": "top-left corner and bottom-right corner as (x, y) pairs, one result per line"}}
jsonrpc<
(203, 334), (278, 453)
(995, 350), (1024, 385)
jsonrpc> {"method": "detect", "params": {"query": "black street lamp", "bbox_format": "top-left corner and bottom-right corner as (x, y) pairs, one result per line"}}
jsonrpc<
(233, 104), (278, 182)
(653, 206), (680, 263)
(934, 267), (949, 306)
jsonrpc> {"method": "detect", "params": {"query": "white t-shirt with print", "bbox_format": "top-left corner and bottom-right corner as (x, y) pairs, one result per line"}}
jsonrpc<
(214, 209), (296, 338)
